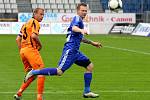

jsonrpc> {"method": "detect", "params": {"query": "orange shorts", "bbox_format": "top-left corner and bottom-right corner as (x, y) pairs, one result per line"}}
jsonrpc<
(20, 47), (44, 72)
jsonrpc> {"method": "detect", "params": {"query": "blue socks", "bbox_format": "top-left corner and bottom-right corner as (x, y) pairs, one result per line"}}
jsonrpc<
(32, 69), (92, 93)
(84, 73), (92, 93)
(32, 68), (57, 76)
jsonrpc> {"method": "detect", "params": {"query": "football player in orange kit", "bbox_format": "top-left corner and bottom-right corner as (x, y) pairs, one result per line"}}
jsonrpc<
(14, 8), (45, 100)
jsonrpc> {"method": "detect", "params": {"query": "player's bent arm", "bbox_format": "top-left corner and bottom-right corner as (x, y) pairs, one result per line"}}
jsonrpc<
(72, 26), (82, 32)
(31, 33), (42, 51)
(16, 35), (22, 51)
(81, 38), (102, 48)
(72, 26), (88, 35)
(81, 38), (93, 44)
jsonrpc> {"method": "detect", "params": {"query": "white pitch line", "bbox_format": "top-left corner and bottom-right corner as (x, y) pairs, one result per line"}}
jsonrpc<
(1, 90), (150, 94)
(100, 90), (150, 93)
(104, 45), (150, 55)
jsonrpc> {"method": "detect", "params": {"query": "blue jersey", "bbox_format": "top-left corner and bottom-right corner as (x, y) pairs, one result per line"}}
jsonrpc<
(58, 15), (91, 72)
(64, 15), (84, 50)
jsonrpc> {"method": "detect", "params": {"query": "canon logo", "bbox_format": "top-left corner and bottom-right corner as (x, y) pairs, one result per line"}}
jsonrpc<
(111, 17), (133, 22)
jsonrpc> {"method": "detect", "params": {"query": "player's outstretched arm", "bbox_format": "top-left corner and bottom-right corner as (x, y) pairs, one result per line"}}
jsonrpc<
(81, 38), (102, 48)
(72, 26), (88, 35)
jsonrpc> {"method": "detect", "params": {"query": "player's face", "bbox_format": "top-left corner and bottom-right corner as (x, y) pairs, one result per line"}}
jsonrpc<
(78, 6), (87, 19)
(35, 9), (44, 22)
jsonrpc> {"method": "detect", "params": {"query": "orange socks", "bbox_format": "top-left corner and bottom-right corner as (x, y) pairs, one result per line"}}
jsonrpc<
(17, 76), (35, 96)
(37, 75), (45, 100)
(16, 75), (45, 100)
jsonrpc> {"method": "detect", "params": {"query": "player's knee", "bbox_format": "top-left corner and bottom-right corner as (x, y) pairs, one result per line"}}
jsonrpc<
(57, 68), (63, 76)
(86, 63), (94, 72)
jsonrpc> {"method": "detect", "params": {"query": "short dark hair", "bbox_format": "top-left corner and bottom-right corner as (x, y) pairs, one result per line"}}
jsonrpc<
(77, 2), (87, 10)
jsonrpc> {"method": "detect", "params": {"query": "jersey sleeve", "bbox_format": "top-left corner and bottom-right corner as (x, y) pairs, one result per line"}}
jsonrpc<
(32, 19), (40, 35)
(18, 32), (22, 37)
(72, 16), (81, 27)
(18, 24), (25, 37)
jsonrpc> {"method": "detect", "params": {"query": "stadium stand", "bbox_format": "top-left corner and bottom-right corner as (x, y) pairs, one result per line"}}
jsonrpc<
(100, 0), (150, 13)
(0, 0), (18, 21)
(0, 0), (150, 14)
(100, 0), (150, 23)
(0, 0), (18, 13)
(86, 0), (103, 13)
(30, 0), (80, 13)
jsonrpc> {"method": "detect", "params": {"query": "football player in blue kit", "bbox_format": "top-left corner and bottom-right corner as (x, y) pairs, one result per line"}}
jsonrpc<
(25, 2), (102, 98)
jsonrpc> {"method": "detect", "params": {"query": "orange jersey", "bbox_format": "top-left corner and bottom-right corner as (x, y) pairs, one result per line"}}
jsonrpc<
(21, 18), (40, 49)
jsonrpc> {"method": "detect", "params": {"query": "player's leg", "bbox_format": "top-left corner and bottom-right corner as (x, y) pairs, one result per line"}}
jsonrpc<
(74, 53), (92, 94)
(24, 49), (69, 77)
(83, 63), (99, 98)
(37, 75), (45, 100)
(14, 76), (35, 100)
(26, 49), (45, 100)
(14, 75), (35, 99)
(75, 52), (99, 98)
(25, 49), (76, 81)
(57, 49), (76, 75)
(14, 51), (36, 100)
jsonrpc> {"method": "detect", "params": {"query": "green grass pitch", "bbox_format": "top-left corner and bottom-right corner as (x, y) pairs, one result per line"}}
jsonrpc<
(0, 34), (150, 100)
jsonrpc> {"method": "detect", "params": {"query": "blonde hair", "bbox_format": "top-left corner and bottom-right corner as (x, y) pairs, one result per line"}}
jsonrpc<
(33, 8), (44, 16)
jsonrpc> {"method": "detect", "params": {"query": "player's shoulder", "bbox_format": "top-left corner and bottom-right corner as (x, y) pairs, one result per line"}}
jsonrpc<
(27, 18), (40, 26)
(21, 24), (25, 29)
(73, 15), (81, 20)
(20, 24), (25, 32)
(72, 15), (82, 22)
(33, 18), (40, 25)
(27, 18), (34, 23)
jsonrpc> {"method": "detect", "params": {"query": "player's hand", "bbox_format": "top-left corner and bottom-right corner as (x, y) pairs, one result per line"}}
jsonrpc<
(81, 29), (88, 35)
(91, 41), (102, 48)
(37, 46), (42, 51)
(37, 44), (42, 51)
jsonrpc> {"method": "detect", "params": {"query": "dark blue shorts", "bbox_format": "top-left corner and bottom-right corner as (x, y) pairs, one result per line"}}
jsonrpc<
(58, 49), (91, 72)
